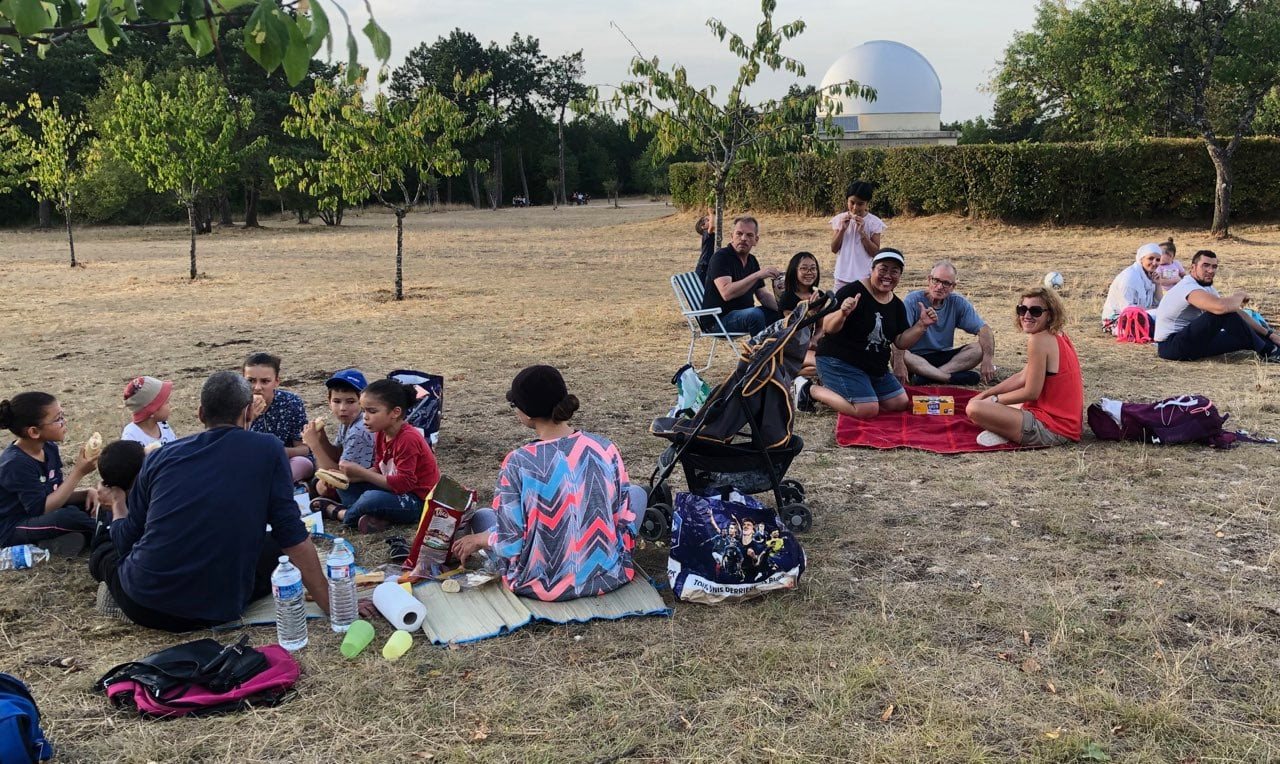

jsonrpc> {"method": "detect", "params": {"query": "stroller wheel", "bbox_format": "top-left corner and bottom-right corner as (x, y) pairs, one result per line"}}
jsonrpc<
(779, 479), (806, 504)
(780, 503), (813, 533)
(640, 504), (671, 542)
(647, 483), (673, 510)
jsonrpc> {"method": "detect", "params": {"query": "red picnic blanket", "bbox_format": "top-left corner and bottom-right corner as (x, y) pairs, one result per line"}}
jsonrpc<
(834, 385), (1024, 453)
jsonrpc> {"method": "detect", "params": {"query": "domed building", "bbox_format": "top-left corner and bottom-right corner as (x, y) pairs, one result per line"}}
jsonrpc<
(818, 40), (958, 148)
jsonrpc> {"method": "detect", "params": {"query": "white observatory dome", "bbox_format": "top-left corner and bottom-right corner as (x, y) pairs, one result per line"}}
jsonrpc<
(819, 40), (942, 119)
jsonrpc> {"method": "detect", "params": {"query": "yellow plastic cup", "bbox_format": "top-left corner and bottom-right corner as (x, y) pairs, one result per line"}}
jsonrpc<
(382, 629), (413, 661)
(339, 619), (375, 659)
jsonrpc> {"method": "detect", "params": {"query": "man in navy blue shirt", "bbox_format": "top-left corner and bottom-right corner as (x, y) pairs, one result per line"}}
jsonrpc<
(90, 372), (330, 632)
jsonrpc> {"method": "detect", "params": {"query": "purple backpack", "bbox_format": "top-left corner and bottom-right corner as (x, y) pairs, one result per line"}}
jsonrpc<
(1087, 395), (1236, 448)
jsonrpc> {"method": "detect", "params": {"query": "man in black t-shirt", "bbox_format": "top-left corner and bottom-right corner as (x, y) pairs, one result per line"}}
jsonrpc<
(794, 249), (937, 418)
(700, 215), (782, 334)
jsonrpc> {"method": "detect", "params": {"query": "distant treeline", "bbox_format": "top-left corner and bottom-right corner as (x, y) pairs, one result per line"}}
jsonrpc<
(0, 26), (676, 228)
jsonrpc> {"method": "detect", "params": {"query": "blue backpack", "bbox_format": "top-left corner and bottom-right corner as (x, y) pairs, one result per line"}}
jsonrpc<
(0, 673), (53, 762)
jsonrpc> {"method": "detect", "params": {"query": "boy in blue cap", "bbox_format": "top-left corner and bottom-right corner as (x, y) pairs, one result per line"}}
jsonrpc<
(301, 369), (374, 508)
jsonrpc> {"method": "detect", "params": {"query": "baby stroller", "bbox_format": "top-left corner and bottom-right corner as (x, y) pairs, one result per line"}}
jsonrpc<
(641, 295), (839, 540)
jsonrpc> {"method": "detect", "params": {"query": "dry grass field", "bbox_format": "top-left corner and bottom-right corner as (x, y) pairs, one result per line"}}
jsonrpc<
(1, 201), (1279, 763)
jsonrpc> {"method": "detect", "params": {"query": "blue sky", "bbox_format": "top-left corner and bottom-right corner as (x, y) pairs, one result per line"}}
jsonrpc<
(354, 1), (1039, 122)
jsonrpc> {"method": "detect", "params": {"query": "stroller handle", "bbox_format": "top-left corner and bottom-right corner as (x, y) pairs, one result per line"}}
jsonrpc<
(796, 293), (842, 332)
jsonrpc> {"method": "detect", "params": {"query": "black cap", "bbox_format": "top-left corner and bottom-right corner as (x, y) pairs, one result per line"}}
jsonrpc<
(506, 365), (568, 419)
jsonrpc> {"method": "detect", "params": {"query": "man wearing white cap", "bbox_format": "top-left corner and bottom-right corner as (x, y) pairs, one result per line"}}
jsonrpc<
(794, 248), (938, 417)
(1101, 243), (1163, 331)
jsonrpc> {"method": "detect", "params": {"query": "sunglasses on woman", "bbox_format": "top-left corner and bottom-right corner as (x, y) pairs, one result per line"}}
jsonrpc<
(1015, 305), (1047, 318)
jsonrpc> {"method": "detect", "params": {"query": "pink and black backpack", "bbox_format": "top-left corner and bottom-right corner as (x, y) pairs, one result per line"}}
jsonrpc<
(1114, 306), (1154, 344)
(95, 636), (299, 718)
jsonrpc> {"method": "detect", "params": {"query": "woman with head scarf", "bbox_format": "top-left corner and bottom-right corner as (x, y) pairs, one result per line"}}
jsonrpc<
(1101, 243), (1163, 331)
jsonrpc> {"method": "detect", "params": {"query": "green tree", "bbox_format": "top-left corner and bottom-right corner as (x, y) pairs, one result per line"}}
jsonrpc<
(992, 0), (1280, 236)
(610, 0), (873, 246)
(273, 77), (492, 300)
(104, 68), (256, 278)
(543, 50), (588, 207)
(3, 94), (89, 266)
(0, 0), (387, 86)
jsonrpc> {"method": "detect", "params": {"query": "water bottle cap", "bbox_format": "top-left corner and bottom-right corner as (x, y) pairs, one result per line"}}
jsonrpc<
(278, 555), (289, 563)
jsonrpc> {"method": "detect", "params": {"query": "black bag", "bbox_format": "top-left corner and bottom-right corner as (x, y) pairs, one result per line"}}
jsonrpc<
(95, 636), (268, 703)
(387, 369), (443, 445)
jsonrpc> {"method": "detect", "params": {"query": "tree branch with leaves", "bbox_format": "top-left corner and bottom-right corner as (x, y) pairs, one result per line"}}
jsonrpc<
(607, 0), (873, 247)
(0, 0), (389, 86)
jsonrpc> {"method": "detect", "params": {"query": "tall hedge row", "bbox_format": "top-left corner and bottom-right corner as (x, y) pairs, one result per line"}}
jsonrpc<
(669, 138), (1280, 222)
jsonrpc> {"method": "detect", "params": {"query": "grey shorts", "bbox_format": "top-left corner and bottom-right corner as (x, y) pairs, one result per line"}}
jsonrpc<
(1021, 409), (1070, 447)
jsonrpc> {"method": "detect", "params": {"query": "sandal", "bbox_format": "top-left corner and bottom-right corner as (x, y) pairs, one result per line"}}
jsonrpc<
(310, 498), (344, 522)
(385, 536), (411, 564)
(357, 515), (390, 534)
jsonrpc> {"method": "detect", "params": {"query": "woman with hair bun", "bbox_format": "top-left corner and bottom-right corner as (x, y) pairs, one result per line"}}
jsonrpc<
(451, 365), (640, 602)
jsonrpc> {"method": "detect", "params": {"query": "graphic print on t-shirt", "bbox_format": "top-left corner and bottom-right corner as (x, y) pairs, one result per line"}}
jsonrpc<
(865, 313), (889, 353)
(380, 457), (397, 478)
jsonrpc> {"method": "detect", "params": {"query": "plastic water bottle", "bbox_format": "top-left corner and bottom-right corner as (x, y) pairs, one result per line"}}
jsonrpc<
(326, 540), (358, 634)
(0, 545), (50, 571)
(271, 556), (308, 651)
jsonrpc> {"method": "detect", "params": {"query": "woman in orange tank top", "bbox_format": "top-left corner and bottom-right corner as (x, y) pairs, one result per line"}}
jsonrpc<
(966, 286), (1083, 447)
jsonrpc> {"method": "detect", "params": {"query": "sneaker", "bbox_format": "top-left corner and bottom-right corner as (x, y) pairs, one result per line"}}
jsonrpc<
(1262, 349), (1280, 364)
(791, 376), (816, 413)
(976, 430), (1011, 448)
(948, 370), (982, 386)
(95, 582), (127, 621)
(357, 515), (390, 534)
(44, 533), (87, 558)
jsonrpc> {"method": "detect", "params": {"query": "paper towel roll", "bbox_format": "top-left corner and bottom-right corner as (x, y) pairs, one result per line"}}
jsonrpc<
(372, 580), (426, 633)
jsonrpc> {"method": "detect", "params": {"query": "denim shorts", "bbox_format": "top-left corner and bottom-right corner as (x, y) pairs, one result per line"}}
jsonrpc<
(816, 356), (904, 404)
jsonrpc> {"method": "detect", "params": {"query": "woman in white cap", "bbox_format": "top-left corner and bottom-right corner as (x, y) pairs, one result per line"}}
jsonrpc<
(794, 248), (937, 417)
(120, 376), (178, 447)
(1100, 243), (1162, 332)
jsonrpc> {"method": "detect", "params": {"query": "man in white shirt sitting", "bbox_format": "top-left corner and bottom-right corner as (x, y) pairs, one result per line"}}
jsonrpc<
(1154, 250), (1280, 362)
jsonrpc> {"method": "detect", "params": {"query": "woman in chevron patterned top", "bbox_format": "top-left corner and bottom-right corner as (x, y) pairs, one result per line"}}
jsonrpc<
(451, 365), (642, 602)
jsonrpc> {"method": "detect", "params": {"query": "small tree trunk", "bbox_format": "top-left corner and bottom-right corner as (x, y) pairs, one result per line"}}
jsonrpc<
(218, 193), (234, 227)
(557, 111), (567, 207)
(468, 166), (482, 209)
(394, 209), (405, 301)
(518, 147), (529, 201)
(243, 183), (261, 228)
(1207, 142), (1233, 239)
(713, 182), (727, 250)
(37, 199), (52, 229)
(64, 203), (76, 268)
(187, 203), (198, 279)
(491, 139), (503, 210)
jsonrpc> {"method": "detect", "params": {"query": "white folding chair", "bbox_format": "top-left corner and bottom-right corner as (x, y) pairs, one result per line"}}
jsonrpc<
(671, 272), (749, 372)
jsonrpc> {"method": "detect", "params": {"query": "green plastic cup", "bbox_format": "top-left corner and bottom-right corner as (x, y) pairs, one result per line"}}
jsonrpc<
(382, 630), (413, 661)
(340, 619), (375, 659)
